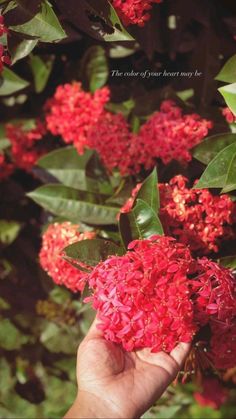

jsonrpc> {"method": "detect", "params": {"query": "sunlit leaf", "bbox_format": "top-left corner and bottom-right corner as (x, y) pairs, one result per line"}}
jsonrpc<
(0, 67), (29, 96)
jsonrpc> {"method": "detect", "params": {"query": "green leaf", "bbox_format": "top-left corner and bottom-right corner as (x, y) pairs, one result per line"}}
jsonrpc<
(0, 318), (28, 350)
(215, 55), (236, 83)
(64, 238), (124, 267)
(136, 168), (159, 211)
(10, 38), (38, 65)
(29, 53), (54, 93)
(105, 2), (134, 42)
(219, 82), (236, 115)
(40, 322), (79, 354)
(193, 133), (236, 165)
(82, 45), (108, 93)
(10, 0), (67, 43)
(106, 98), (135, 117)
(0, 67), (29, 96)
(0, 220), (21, 245)
(219, 255), (236, 269)
(119, 199), (164, 248)
(27, 184), (118, 225)
(194, 142), (236, 192)
(0, 297), (10, 310)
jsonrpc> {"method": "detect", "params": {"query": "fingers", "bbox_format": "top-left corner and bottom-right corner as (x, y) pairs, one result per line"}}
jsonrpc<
(170, 342), (191, 368)
(84, 315), (104, 341)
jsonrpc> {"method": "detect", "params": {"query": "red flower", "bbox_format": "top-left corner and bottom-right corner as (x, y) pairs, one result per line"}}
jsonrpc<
(209, 320), (236, 370)
(0, 15), (7, 37)
(190, 258), (236, 326)
(130, 101), (212, 170)
(0, 153), (14, 181)
(222, 107), (236, 124)
(121, 175), (236, 254)
(194, 377), (228, 409)
(111, 0), (162, 26)
(45, 83), (110, 153)
(6, 121), (47, 171)
(0, 16), (11, 73)
(86, 235), (196, 352)
(39, 222), (96, 292)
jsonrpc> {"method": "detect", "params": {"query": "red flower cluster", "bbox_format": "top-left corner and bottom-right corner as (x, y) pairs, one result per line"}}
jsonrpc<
(0, 153), (14, 181)
(194, 377), (228, 409)
(111, 0), (162, 26)
(132, 101), (212, 169)
(45, 83), (110, 154)
(39, 222), (96, 292)
(0, 15), (11, 73)
(222, 107), (236, 123)
(121, 175), (236, 254)
(209, 321), (236, 370)
(6, 121), (47, 171)
(86, 236), (196, 352)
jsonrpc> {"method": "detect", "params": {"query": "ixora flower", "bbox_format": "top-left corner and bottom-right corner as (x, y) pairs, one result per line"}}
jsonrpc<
(39, 222), (96, 292)
(6, 121), (47, 171)
(0, 15), (11, 73)
(129, 100), (212, 170)
(209, 320), (236, 370)
(194, 377), (228, 409)
(111, 0), (162, 26)
(222, 107), (236, 124)
(45, 83), (110, 153)
(85, 236), (196, 352)
(120, 175), (236, 254)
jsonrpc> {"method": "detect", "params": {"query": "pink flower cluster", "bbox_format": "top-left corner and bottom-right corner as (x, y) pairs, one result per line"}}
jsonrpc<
(85, 236), (196, 352)
(111, 0), (162, 26)
(6, 121), (47, 171)
(0, 15), (11, 73)
(39, 222), (96, 292)
(121, 175), (236, 254)
(194, 378), (228, 409)
(45, 84), (212, 175)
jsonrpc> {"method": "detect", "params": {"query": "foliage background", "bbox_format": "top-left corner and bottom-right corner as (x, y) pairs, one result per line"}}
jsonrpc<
(1, 0), (236, 417)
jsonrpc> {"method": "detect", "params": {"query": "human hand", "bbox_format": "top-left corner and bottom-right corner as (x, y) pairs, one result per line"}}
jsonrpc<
(65, 317), (190, 419)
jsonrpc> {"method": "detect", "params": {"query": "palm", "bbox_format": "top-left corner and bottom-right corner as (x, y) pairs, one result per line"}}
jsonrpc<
(77, 319), (190, 418)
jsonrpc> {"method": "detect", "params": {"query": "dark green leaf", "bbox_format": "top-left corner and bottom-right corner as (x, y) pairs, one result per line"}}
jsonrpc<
(219, 255), (236, 269)
(10, 0), (67, 43)
(219, 83), (236, 115)
(9, 38), (38, 64)
(0, 67), (29, 96)
(136, 168), (159, 211)
(194, 142), (236, 191)
(0, 220), (21, 245)
(82, 45), (108, 93)
(119, 199), (163, 248)
(29, 53), (54, 93)
(64, 239), (124, 267)
(193, 133), (236, 165)
(27, 184), (118, 225)
(215, 55), (236, 83)
(0, 318), (28, 350)
(106, 98), (135, 117)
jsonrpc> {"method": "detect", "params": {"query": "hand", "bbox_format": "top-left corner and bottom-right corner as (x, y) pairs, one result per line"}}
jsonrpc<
(65, 317), (190, 419)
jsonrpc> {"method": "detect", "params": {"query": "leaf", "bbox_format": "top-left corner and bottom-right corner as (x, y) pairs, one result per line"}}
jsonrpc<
(0, 67), (29, 96)
(219, 255), (236, 269)
(0, 318), (28, 350)
(219, 83), (236, 115)
(193, 133), (236, 165)
(56, 0), (134, 42)
(10, 0), (67, 43)
(194, 142), (236, 192)
(9, 37), (38, 64)
(215, 55), (236, 83)
(27, 184), (118, 225)
(29, 53), (54, 93)
(119, 199), (164, 248)
(0, 220), (21, 245)
(136, 168), (159, 211)
(64, 239), (124, 267)
(81, 45), (109, 93)
(40, 322), (79, 354)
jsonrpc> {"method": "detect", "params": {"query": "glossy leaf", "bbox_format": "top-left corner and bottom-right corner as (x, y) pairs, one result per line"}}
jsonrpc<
(27, 184), (118, 225)
(136, 168), (159, 211)
(219, 255), (236, 269)
(193, 133), (236, 165)
(9, 38), (38, 64)
(219, 83), (236, 115)
(29, 54), (54, 93)
(119, 199), (164, 248)
(82, 45), (108, 93)
(10, 0), (67, 43)
(215, 55), (236, 83)
(0, 67), (29, 96)
(64, 239), (124, 267)
(194, 142), (236, 191)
